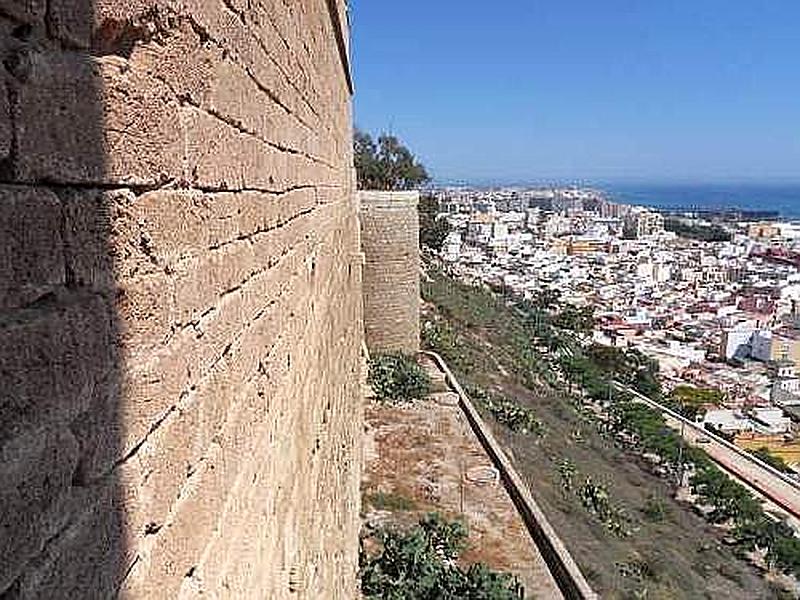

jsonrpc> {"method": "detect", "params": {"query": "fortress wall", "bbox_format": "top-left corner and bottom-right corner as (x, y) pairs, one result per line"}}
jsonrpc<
(359, 190), (420, 355)
(0, 1), (362, 598)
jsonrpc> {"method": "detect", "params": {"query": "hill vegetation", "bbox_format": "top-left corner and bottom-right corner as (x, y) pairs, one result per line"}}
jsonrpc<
(421, 263), (797, 598)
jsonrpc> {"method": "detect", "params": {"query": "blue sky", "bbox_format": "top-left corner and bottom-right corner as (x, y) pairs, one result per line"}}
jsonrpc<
(350, 1), (800, 185)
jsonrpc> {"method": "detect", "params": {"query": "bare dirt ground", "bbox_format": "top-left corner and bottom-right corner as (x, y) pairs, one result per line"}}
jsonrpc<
(362, 391), (564, 599)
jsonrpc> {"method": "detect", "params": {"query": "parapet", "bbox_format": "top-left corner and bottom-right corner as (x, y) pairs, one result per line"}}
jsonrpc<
(359, 191), (421, 355)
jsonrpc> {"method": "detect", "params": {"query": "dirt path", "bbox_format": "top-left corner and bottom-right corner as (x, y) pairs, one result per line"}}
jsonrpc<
(362, 395), (564, 599)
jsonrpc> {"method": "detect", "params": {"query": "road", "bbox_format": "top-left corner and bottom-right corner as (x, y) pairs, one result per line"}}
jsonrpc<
(615, 383), (800, 522)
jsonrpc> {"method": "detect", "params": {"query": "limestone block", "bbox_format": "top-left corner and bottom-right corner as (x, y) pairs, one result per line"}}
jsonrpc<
(14, 51), (183, 185)
(171, 241), (258, 324)
(131, 22), (321, 160)
(184, 107), (327, 193)
(130, 188), (316, 265)
(0, 186), (64, 311)
(0, 0), (45, 25)
(0, 426), (79, 593)
(0, 294), (115, 434)
(118, 395), (201, 542)
(61, 187), (158, 292)
(68, 370), (123, 484)
(120, 343), (193, 458)
(0, 71), (10, 162)
(46, 0), (92, 48)
(183, 106), (278, 191)
(115, 271), (176, 356)
(7, 477), (129, 599)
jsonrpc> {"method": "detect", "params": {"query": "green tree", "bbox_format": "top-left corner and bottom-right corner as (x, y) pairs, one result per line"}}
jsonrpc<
(355, 129), (430, 191)
(553, 305), (595, 335)
(665, 218), (731, 242)
(419, 194), (452, 251)
(532, 288), (561, 311)
(355, 129), (382, 189)
(668, 385), (723, 419)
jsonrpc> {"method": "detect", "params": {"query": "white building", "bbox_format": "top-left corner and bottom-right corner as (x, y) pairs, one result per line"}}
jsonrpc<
(441, 232), (462, 262)
(703, 409), (752, 435)
(751, 407), (792, 435)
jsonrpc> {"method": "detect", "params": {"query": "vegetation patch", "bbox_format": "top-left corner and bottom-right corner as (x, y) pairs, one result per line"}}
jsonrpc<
(354, 129), (429, 191)
(665, 217), (732, 242)
(422, 263), (793, 596)
(610, 397), (800, 578)
(641, 493), (669, 522)
(368, 354), (431, 404)
(419, 194), (452, 251)
(360, 513), (524, 599)
(667, 385), (724, 419)
(468, 385), (544, 436)
(558, 459), (634, 537)
(747, 446), (794, 474)
(366, 491), (417, 512)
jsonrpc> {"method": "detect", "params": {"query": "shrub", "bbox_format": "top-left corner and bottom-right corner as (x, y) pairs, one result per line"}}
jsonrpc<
(642, 493), (668, 522)
(469, 386), (544, 436)
(360, 514), (524, 599)
(367, 491), (417, 512)
(748, 447), (794, 474)
(576, 477), (634, 537)
(368, 354), (431, 403)
(422, 319), (467, 368)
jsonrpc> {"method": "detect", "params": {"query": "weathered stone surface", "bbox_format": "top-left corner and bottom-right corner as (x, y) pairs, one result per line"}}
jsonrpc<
(0, 71), (10, 162)
(0, 0), (45, 25)
(182, 105), (325, 192)
(14, 51), (183, 185)
(1, 1), (362, 598)
(61, 187), (153, 290)
(46, 0), (92, 47)
(0, 295), (115, 435)
(360, 191), (421, 354)
(128, 188), (316, 266)
(0, 186), (64, 311)
(8, 478), (130, 600)
(0, 426), (79, 593)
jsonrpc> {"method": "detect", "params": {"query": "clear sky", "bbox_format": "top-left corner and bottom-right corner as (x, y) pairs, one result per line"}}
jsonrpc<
(350, 1), (800, 185)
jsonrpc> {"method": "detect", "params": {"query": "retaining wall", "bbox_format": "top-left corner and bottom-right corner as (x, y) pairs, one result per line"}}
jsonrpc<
(423, 351), (598, 600)
(0, 1), (363, 598)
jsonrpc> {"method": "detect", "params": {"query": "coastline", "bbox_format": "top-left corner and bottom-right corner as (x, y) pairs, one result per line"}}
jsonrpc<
(604, 183), (800, 219)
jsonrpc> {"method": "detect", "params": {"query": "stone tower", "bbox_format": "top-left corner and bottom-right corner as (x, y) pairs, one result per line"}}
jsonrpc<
(359, 190), (421, 355)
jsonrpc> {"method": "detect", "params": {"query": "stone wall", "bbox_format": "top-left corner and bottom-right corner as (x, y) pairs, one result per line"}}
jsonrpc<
(0, 1), (362, 598)
(359, 190), (420, 354)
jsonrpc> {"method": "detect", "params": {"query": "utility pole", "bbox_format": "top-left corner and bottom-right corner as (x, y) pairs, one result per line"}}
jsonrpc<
(676, 401), (686, 488)
(459, 457), (465, 516)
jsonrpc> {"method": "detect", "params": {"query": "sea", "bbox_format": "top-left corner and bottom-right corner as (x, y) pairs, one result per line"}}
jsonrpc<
(604, 183), (800, 220)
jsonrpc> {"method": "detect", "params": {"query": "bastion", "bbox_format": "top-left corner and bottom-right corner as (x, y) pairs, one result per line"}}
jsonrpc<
(359, 190), (421, 355)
